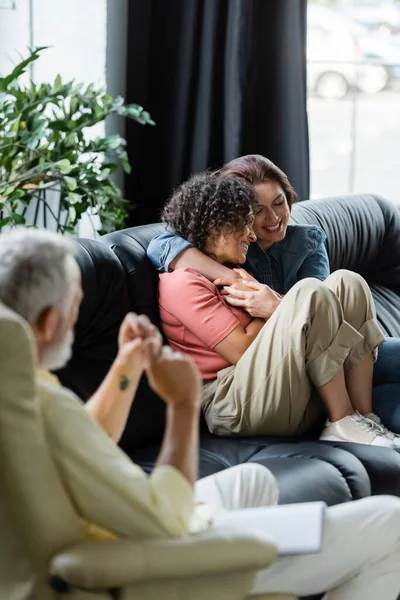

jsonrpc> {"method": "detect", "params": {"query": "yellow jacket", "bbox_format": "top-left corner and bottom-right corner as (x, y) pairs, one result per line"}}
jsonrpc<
(37, 371), (195, 541)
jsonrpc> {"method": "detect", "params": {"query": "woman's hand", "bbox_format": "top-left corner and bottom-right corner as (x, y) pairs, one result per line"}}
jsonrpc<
(213, 267), (257, 288)
(222, 280), (282, 319)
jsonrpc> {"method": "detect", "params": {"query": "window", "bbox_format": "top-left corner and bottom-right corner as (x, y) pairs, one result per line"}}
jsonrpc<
(307, 0), (400, 202)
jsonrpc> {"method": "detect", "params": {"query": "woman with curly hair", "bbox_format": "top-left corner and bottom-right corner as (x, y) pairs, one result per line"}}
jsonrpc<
(157, 171), (399, 446)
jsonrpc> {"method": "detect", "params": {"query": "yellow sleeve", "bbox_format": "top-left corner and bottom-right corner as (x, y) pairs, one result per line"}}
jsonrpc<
(39, 382), (194, 539)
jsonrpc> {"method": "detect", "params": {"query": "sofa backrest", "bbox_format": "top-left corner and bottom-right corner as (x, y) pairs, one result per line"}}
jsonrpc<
(291, 194), (400, 283)
(57, 193), (400, 451)
(102, 224), (165, 328)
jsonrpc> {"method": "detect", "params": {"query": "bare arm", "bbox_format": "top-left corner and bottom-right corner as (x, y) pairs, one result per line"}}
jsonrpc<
(86, 358), (143, 443)
(146, 347), (201, 486)
(156, 404), (199, 486)
(86, 314), (162, 443)
(213, 318), (265, 365)
(171, 247), (235, 283)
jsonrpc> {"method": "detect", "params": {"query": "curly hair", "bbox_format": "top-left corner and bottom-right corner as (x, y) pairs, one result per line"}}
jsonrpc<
(162, 172), (256, 253)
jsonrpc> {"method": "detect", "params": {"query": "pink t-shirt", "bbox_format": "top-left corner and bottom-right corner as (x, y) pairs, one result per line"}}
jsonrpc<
(158, 268), (252, 380)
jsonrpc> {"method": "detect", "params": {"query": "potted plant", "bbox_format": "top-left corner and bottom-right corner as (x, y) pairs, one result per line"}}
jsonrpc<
(0, 47), (154, 235)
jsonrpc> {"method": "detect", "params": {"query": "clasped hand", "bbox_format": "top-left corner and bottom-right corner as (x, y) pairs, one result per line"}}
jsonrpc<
(214, 268), (282, 319)
(117, 313), (201, 409)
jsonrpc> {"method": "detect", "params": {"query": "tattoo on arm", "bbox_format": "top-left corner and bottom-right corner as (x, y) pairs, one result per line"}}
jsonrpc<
(119, 374), (130, 391)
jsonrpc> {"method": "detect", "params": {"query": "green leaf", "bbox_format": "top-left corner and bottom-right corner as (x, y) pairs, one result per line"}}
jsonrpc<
(0, 217), (11, 227)
(111, 95), (124, 109)
(54, 158), (71, 173)
(68, 205), (76, 222)
(10, 117), (21, 132)
(105, 134), (123, 150)
(12, 213), (26, 224)
(0, 184), (17, 196)
(27, 137), (39, 149)
(120, 155), (131, 174)
(64, 175), (77, 191)
(0, 46), (49, 92)
(67, 192), (80, 205)
(70, 97), (79, 114)
(52, 73), (62, 93)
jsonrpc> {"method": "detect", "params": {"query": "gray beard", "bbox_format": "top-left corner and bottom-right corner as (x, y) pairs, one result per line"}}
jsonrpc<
(40, 330), (74, 371)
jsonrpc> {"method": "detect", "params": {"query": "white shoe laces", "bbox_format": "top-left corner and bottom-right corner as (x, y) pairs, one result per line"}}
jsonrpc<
(350, 413), (380, 433)
(363, 413), (397, 440)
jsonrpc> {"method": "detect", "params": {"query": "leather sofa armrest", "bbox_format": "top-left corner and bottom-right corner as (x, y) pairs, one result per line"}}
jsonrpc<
(49, 527), (277, 590)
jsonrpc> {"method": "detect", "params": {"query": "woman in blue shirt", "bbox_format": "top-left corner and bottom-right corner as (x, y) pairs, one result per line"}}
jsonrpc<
(147, 154), (400, 434)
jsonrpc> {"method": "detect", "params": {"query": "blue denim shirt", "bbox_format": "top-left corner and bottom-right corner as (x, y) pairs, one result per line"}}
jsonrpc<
(147, 224), (330, 295)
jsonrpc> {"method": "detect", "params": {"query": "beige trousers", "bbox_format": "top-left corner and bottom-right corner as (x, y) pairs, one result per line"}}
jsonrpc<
(202, 270), (385, 436)
(195, 464), (400, 600)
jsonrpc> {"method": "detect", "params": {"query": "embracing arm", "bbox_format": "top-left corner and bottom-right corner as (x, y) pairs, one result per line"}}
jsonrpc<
(171, 248), (234, 283)
(147, 231), (236, 282)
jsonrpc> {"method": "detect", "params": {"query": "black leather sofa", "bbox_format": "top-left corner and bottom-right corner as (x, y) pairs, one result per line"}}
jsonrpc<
(58, 193), (400, 507)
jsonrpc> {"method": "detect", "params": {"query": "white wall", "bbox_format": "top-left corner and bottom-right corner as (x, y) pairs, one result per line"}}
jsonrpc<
(0, 0), (107, 85)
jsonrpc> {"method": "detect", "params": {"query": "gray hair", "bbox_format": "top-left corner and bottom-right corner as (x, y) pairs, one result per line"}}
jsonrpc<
(0, 228), (79, 326)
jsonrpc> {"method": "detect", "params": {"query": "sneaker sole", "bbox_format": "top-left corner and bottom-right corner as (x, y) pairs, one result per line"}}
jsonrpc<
(320, 434), (394, 448)
(319, 435), (345, 442)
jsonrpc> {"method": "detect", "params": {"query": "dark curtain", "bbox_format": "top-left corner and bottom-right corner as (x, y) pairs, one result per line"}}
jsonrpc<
(125, 0), (309, 225)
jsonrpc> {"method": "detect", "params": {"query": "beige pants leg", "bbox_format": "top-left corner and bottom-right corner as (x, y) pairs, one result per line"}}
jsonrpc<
(202, 277), (383, 437)
(324, 270), (385, 369)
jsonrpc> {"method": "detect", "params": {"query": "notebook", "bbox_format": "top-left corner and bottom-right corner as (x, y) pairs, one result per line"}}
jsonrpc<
(212, 501), (326, 556)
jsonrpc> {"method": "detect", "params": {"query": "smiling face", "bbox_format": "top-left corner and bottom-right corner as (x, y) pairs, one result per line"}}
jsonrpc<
(206, 221), (257, 265)
(253, 181), (290, 250)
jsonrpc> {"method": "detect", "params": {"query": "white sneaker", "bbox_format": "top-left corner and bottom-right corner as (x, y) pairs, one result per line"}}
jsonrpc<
(364, 412), (400, 449)
(320, 412), (395, 448)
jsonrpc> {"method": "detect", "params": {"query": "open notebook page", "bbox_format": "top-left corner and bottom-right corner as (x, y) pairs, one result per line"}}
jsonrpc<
(212, 501), (326, 556)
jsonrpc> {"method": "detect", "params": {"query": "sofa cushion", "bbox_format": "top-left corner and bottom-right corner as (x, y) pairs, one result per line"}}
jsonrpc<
(130, 435), (373, 506)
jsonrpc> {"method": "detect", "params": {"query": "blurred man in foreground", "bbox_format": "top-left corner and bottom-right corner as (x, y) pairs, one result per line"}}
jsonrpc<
(0, 228), (399, 600)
